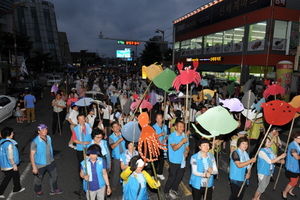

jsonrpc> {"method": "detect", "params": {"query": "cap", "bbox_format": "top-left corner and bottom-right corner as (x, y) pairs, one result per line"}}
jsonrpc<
(37, 124), (48, 131)
(86, 149), (101, 156)
(238, 131), (248, 135)
(71, 87), (76, 90)
(271, 127), (281, 131)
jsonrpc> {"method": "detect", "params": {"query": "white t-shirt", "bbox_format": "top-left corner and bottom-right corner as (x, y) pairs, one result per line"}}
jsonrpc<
(102, 105), (112, 119)
(87, 114), (96, 127)
(68, 109), (79, 124)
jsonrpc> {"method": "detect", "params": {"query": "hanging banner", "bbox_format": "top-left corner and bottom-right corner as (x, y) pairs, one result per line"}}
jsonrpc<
(277, 60), (293, 102)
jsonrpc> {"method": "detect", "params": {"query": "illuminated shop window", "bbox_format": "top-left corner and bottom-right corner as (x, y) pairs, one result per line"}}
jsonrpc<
(233, 26), (244, 52)
(248, 21), (267, 51)
(223, 29), (233, 53)
(204, 34), (213, 54)
(190, 36), (202, 49)
(272, 20), (288, 51)
(175, 41), (180, 52)
(180, 39), (191, 50)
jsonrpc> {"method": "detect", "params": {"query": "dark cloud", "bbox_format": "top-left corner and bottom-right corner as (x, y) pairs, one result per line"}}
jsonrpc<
(48, 0), (207, 57)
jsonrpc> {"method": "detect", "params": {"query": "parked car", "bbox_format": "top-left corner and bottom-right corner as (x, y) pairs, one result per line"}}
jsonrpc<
(47, 75), (63, 86)
(0, 95), (16, 123)
(7, 80), (45, 99)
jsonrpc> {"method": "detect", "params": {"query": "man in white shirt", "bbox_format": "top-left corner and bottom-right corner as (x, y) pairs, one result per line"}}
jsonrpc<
(67, 105), (78, 149)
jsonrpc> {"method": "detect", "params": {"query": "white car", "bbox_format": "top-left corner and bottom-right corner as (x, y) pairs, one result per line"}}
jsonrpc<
(0, 95), (16, 123)
(47, 75), (63, 86)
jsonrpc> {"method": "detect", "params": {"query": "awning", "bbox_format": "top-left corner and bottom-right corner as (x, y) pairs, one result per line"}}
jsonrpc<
(225, 65), (274, 73)
(196, 64), (238, 72)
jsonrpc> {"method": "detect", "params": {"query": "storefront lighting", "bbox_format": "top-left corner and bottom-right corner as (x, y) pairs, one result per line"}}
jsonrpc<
(257, 23), (267, 25)
(209, 2), (213, 6)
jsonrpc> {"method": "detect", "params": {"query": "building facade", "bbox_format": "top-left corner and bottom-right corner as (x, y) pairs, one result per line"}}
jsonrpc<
(15, 0), (61, 63)
(173, 0), (300, 82)
(0, 0), (13, 33)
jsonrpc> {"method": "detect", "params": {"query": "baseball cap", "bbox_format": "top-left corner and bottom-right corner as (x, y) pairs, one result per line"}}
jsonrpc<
(271, 127), (281, 131)
(37, 124), (48, 131)
(71, 87), (76, 90)
(238, 131), (248, 135)
(86, 149), (101, 156)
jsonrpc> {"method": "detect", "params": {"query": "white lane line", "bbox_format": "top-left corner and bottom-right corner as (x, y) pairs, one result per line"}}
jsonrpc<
(6, 163), (32, 200)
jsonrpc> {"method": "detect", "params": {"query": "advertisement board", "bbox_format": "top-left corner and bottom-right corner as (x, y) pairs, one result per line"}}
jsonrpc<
(116, 48), (131, 58)
(174, 0), (271, 36)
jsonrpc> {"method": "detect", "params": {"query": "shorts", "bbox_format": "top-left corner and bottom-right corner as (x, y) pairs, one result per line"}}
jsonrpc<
(285, 169), (300, 178)
(257, 174), (270, 193)
(103, 119), (110, 127)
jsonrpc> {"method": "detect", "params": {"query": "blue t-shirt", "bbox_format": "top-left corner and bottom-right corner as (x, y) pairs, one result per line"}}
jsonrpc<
(168, 131), (189, 164)
(81, 159), (107, 191)
(24, 95), (36, 108)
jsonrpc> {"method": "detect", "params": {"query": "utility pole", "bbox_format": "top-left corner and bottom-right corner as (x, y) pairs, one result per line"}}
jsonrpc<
(155, 29), (165, 65)
(12, 1), (27, 78)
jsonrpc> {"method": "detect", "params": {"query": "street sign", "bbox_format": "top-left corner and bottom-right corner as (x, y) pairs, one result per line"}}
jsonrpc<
(117, 40), (140, 46)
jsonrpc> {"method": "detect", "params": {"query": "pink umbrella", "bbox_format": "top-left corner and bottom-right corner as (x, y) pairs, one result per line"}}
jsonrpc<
(130, 99), (153, 112)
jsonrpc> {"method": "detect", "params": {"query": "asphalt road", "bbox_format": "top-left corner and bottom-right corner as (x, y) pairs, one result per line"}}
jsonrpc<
(0, 87), (300, 200)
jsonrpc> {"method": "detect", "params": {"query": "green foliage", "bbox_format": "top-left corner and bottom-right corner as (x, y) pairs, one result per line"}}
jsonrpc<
(140, 40), (162, 66)
(0, 31), (33, 59)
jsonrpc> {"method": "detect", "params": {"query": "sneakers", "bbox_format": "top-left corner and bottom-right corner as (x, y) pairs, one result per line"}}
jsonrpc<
(165, 193), (171, 199)
(157, 174), (165, 180)
(0, 195), (5, 199)
(35, 191), (43, 197)
(169, 189), (179, 199)
(13, 188), (25, 194)
(68, 144), (76, 149)
(222, 149), (226, 154)
(50, 189), (63, 195)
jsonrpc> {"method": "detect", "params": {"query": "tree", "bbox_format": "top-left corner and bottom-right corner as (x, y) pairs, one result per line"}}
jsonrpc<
(27, 51), (53, 73)
(140, 40), (162, 66)
(0, 31), (33, 82)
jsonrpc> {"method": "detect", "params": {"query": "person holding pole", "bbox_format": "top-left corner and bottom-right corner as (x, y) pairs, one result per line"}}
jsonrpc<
(109, 121), (126, 190)
(164, 120), (189, 199)
(72, 115), (93, 170)
(152, 113), (168, 180)
(229, 137), (256, 200)
(121, 156), (161, 200)
(30, 124), (63, 197)
(51, 93), (66, 135)
(80, 144), (111, 200)
(282, 130), (300, 199)
(189, 139), (218, 200)
(252, 137), (286, 200)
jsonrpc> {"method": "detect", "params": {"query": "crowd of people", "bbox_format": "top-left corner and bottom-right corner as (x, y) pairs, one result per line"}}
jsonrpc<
(0, 69), (299, 200)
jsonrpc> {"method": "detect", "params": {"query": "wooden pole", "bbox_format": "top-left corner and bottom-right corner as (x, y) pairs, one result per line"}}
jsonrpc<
(130, 81), (153, 120)
(273, 117), (296, 190)
(237, 124), (273, 197)
(81, 125), (91, 200)
(204, 137), (216, 200)
(150, 154), (162, 200)
(57, 112), (62, 135)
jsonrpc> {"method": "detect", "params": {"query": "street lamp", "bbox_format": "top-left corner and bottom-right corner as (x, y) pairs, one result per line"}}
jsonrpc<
(155, 29), (165, 64)
(12, 1), (27, 78)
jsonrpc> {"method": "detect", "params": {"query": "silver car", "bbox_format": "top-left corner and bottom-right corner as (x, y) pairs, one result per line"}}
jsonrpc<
(46, 75), (63, 86)
(0, 95), (17, 123)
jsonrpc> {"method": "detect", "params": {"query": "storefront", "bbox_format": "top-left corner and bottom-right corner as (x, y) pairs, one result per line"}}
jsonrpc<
(173, 0), (300, 83)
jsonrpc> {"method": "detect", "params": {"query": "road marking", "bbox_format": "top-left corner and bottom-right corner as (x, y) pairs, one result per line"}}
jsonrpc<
(7, 163), (32, 200)
(164, 160), (192, 196)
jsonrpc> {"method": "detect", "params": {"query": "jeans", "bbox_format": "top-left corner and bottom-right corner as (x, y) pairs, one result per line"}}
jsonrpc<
(33, 161), (58, 193)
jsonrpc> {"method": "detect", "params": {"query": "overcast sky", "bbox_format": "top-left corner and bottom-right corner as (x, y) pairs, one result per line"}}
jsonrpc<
(47, 0), (208, 57)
